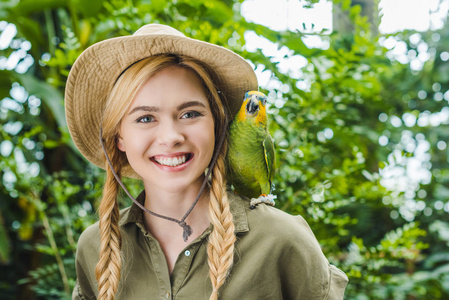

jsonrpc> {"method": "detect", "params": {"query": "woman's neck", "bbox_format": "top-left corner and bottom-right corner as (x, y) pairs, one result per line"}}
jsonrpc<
(141, 178), (211, 243)
(143, 180), (204, 215)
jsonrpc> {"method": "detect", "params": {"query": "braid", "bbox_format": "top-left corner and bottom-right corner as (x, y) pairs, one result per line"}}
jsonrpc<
(207, 143), (236, 300)
(95, 139), (123, 300)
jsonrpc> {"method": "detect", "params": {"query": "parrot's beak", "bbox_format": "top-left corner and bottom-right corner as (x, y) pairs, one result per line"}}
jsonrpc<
(245, 97), (259, 116)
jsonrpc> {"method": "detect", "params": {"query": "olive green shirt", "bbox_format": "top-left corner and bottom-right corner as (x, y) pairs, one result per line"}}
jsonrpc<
(73, 192), (348, 299)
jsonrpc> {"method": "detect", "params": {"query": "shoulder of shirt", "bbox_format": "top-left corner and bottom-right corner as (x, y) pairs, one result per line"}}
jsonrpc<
(228, 194), (349, 298)
(77, 206), (134, 249)
(230, 193), (318, 244)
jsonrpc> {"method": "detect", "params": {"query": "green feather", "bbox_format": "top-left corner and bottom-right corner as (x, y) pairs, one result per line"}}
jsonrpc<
(263, 134), (275, 190)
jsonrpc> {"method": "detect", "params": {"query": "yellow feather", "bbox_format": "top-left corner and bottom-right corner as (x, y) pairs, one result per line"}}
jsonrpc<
(236, 99), (248, 122)
(255, 103), (267, 125)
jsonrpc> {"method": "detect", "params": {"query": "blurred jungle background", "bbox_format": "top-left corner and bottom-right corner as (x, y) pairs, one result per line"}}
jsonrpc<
(1, 0), (448, 299)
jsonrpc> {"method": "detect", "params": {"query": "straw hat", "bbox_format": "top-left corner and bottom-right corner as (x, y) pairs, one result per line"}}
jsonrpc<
(65, 23), (258, 175)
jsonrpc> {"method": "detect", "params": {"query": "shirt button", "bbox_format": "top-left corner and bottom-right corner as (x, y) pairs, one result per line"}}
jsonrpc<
(184, 250), (191, 257)
(165, 291), (170, 298)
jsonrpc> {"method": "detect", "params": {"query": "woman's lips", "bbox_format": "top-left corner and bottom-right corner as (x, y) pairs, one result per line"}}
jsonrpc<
(151, 153), (193, 168)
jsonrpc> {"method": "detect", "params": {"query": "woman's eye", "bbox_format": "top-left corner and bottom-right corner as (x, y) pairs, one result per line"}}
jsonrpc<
(136, 115), (154, 123)
(181, 111), (201, 119)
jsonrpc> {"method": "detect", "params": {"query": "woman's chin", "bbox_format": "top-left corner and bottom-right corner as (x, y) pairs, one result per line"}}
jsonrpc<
(142, 174), (206, 194)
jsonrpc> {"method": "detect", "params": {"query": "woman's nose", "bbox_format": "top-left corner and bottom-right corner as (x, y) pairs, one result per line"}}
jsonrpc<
(157, 121), (185, 147)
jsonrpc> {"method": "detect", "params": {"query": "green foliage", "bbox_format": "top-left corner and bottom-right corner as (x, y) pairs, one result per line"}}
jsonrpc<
(1, 0), (448, 299)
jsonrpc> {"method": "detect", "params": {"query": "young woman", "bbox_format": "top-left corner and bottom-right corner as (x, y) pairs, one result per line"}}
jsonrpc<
(65, 24), (348, 300)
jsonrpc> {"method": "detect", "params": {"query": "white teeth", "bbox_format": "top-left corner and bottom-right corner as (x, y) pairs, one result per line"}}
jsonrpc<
(155, 155), (187, 167)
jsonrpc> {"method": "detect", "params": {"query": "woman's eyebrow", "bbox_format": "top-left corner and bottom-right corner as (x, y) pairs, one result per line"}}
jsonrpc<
(128, 106), (159, 115)
(177, 101), (206, 111)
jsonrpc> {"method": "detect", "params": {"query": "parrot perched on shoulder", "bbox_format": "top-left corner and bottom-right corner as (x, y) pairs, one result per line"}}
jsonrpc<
(227, 91), (276, 209)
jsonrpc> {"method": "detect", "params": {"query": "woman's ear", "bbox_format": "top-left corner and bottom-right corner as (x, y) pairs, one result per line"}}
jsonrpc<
(117, 135), (125, 152)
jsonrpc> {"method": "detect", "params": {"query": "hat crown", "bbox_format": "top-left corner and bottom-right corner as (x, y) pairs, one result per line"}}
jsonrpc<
(133, 24), (185, 38)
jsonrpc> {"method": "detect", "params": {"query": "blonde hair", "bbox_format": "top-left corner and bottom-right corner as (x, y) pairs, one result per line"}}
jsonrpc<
(97, 54), (236, 300)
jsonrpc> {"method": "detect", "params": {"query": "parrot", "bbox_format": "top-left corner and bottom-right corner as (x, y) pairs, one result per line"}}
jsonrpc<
(226, 91), (276, 209)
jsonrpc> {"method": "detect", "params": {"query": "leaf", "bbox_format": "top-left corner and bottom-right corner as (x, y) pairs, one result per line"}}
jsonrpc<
(0, 212), (10, 263)
(12, 0), (69, 16)
(361, 170), (373, 181)
(0, 70), (15, 98)
(16, 74), (67, 130)
(71, 0), (104, 18)
(434, 184), (449, 200)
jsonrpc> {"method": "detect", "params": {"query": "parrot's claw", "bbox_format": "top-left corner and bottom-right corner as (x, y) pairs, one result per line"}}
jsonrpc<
(250, 194), (276, 209)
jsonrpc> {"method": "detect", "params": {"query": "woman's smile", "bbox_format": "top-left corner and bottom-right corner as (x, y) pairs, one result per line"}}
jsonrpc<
(151, 153), (193, 168)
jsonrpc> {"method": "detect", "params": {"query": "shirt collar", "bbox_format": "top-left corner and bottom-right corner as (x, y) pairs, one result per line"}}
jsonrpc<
(119, 190), (249, 233)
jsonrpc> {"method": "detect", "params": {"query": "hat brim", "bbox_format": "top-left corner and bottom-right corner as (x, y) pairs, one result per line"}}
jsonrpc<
(65, 29), (258, 178)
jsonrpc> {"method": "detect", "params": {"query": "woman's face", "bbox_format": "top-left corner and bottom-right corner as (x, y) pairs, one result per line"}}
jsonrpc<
(118, 66), (215, 193)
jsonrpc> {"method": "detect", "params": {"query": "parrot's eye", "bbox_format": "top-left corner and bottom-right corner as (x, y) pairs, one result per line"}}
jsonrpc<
(260, 97), (267, 105)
